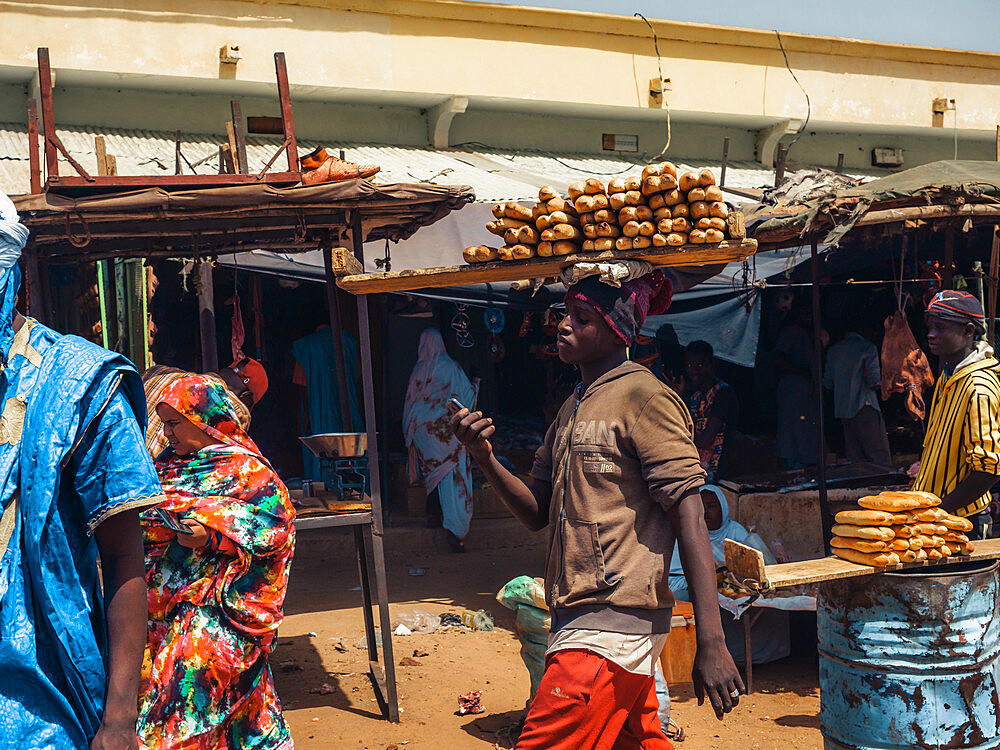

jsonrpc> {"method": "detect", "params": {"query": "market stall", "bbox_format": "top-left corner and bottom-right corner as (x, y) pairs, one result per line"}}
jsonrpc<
(14, 177), (475, 724)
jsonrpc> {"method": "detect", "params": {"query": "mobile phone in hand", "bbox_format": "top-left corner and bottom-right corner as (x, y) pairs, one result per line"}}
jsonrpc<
(447, 397), (467, 415)
(156, 507), (195, 535)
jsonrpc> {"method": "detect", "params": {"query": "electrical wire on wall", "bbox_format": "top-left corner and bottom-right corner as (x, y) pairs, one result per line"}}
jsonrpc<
(774, 29), (811, 153)
(635, 12), (671, 160)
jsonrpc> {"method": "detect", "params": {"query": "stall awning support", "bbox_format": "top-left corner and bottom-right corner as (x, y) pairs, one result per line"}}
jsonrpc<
(811, 239), (832, 555)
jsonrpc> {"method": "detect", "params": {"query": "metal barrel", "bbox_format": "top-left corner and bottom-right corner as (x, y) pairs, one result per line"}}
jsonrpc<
(818, 560), (1000, 749)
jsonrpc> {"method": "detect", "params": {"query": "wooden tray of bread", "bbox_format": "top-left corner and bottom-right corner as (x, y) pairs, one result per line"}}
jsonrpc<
(335, 163), (757, 295)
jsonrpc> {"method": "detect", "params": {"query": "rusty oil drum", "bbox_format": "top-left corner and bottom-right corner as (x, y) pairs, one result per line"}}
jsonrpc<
(818, 559), (1000, 749)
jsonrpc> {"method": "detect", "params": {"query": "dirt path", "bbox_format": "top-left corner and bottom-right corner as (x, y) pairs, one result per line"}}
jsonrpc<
(274, 524), (822, 749)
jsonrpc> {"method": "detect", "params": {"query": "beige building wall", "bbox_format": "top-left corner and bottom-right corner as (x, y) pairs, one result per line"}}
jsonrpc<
(0, 0), (996, 168)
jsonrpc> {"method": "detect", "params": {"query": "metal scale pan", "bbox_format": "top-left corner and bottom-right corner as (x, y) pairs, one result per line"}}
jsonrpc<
(299, 433), (369, 499)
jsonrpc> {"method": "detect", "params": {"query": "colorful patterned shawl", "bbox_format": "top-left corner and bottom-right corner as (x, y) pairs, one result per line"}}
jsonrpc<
(145, 375), (294, 636)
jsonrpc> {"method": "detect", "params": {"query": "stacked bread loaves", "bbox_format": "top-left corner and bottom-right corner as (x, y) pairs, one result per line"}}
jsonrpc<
(830, 490), (975, 567)
(535, 186), (583, 258)
(570, 179), (621, 253)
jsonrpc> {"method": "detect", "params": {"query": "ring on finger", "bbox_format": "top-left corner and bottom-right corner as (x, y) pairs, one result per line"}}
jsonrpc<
(729, 689), (740, 699)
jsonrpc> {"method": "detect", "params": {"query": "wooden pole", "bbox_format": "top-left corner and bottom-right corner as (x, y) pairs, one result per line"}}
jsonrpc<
(774, 143), (786, 187)
(197, 262), (219, 372)
(995, 124), (999, 161)
(175, 130), (183, 175)
(810, 239), (832, 556)
(36, 48), (58, 182)
(720, 137), (730, 187)
(274, 53), (299, 172)
(230, 100), (249, 175)
(836, 153), (845, 173)
(943, 228), (955, 289)
(321, 232), (354, 430)
(26, 98), (41, 194)
(989, 226), (1000, 346)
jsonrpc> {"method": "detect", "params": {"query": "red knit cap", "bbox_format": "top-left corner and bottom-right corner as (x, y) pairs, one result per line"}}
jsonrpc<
(230, 357), (269, 405)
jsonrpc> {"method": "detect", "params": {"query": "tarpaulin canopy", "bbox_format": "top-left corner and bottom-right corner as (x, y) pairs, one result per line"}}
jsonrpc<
(13, 178), (475, 261)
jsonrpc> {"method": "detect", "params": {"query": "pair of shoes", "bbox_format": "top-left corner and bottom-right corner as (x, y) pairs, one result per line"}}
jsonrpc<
(300, 148), (380, 185)
(664, 719), (685, 741)
(445, 530), (466, 553)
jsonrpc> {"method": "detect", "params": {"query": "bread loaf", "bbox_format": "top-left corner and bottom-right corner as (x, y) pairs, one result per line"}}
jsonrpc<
(638, 221), (656, 237)
(532, 202), (548, 220)
(596, 222), (620, 238)
(579, 240), (593, 252)
(574, 195), (595, 213)
(464, 245), (496, 263)
(546, 198), (577, 215)
(667, 233), (687, 246)
(698, 169), (716, 187)
(648, 193), (667, 210)
(835, 509), (898, 526)
(695, 218), (713, 230)
(535, 214), (553, 231)
(831, 524), (895, 541)
(689, 229), (707, 244)
(582, 224), (599, 240)
(511, 244), (535, 260)
(705, 185), (724, 202)
(497, 246), (515, 262)
(942, 542), (972, 556)
(566, 183), (585, 200)
(651, 233), (668, 247)
(492, 203), (506, 219)
(619, 207), (641, 224)
(690, 201), (709, 220)
(831, 536), (890, 553)
(537, 241), (554, 257)
(902, 508), (948, 523)
(652, 206), (672, 221)
(641, 163), (662, 179)
(926, 548), (944, 560)
(890, 523), (948, 538)
(858, 493), (924, 512)
(709, 202), (729, 219)
(941, 515), (974, 532)
(551, 224), (582, 241)
(593, 238), (614, 252)
(553, 240), (576, 256)
(615, 237), (633, 251)
(671, 217), (692, 233)
(593, 209), (615, 224)
(632, 235), (652, 249)
(890, 539), (911, 551)
(579, 212), (595, 225)
(623, 220), (641, 238)
(705, 228), (725, 243)
(899, 549), (921, 563)
(657, 218), (673, 234)
(549, 211), (580, 227)
(592, 194), (610, 211)
(672, 204), (689, 218)
(608, 178), (627, 194)
(832, 548), (901, 567)
(516, 226), (539, 245)
(584, 178), (605, 195)
(663, 190), (684, 207)
(504, 203), (533, 222)
(609, 193), (628, 211)
(625, 176), (643, 192)
(624, 191), (644, 207)
(940, 531), (970, 543)
(540, 185), (560, 201)
(503, 228), (518, 246)
(907, 491), (943, 508)
(678, 172), (699, 192)
(687, 188), (706, 203)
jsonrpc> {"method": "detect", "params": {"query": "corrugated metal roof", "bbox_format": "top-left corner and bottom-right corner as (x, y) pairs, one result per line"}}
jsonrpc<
(0, 122), (878, 202)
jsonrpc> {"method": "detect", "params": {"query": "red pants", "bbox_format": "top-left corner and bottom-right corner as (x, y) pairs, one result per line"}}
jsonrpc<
(515, 648), (673, 750)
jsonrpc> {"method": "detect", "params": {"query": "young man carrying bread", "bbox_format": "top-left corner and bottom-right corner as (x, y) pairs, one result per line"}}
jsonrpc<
(452, 270), (742, 749)
(912, 290), (1000, 538)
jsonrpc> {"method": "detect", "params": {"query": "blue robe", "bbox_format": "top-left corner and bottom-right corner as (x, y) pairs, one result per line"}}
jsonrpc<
(0, 318), (162, 749)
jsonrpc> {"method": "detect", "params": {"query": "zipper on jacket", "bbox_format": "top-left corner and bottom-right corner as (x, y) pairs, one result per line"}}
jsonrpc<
(551, 386), (583, 605)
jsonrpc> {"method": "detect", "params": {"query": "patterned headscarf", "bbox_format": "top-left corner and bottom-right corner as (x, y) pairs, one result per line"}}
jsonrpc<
(157, 374), (260, 454)
(926, 290), (987, 336)
(565, 271), (674, 345)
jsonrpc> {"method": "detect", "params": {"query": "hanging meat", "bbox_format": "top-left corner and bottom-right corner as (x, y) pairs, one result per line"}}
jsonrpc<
(881, 310), (935, 420)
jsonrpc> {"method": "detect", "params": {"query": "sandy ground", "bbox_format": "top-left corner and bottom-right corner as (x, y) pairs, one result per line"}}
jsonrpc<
(274, 522), (822, 749)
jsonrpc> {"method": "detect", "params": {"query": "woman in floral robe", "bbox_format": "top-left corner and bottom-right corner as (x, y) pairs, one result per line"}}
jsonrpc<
(138, 375), (295, 749)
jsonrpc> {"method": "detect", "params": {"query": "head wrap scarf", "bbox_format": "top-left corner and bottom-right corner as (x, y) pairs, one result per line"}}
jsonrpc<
(564, 270), (674, 345)
(158, 374), (260, 454)
(926, 290), (987, 335)
(0, 192), (29, 362)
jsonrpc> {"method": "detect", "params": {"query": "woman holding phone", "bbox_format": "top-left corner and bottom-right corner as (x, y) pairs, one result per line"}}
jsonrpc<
(403, 328), (479, 552)
(138, 374), (295, 750)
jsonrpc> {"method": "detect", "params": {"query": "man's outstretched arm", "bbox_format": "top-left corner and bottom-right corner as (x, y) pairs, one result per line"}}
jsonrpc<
(92, 509), (147, 750)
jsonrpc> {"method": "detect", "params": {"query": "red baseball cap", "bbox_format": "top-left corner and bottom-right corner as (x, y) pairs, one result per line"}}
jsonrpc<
(230, 357), (269, 405)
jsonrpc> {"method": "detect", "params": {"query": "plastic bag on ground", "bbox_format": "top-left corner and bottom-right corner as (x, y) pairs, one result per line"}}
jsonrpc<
(393, 609), (439, 634)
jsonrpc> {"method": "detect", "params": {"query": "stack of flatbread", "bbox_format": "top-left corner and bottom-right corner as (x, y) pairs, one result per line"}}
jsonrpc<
(830, 490), (975, 567)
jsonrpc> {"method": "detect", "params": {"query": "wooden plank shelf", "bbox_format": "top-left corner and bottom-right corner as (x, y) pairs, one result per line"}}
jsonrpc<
(725, 538), (1000, 591)
(336, 239), (757, 295)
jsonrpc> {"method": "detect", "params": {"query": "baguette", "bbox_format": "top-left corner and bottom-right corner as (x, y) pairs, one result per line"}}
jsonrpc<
(578, 212), (595, 225)
(595, 222), (620, 238)
(940, 531), (970, 543)
(832, 548), (901, 567)
(609, 193), (628, 211)
(671, 217), (692, 234)
(926, 547), (944, 560)
(546, 198), (577, 215)
(709, 202), (729, 219)
(690, 201), (709, 220)
(592, 238), (614, 252)
(687, 188), (707, 203)
(641, 163), (663, 179)
(497, 246), (515, 262)
(622, 220), (641, 238)
(632, 235), (652, 249)
(537, 241), (554, 257)
(666, 232), (687, 246)
(835, 509), (899, 526)
(698, 168), (716, 187)
(582, 224), (599, 240)
(492, 203), (506, 219)
(657, 218), (674, 234)
(901, 508), (948, 523)
(504, 202), (533, 222)
(503, 228), (519, 246)
(463, 245), (494, 263)
(535, 214), (554, 231)
(574, 195), (596, 213)
(539, 186), (559, 201)
(678, 172), (699, 192)
(831, 524), (895, 541)
(552, 240), (576, 256)
(705, 185), (724, 202)
(549, 224), (582, 241)
(705, 228), (725, 243)
(648, 193), (667, 210)
(566, 183), (585, 200)
(615, 237), (633, 251)
(580, 239), (594, 252)
(624, 191), (644, 207)
(662, 190), (684, 207)
(638, 221), (656, 237)
(516, 226), (539, 245)
(890, 539), (911, 551)
(689, 229), (707, 244)
(831, 536), (890, 553)
(672, 203), (689, 218)
(584, 178), (605, 195)
(532, 202), (548, 220)
(511, 244), (535, 260)
(941, 515), (974, 532)
(625, 176), (643, 192)
(858, 493), (924, 512)
(890, 523), (948, 538)
(651, 233), (669, 247)
(653, 206), (672, 221)
(549, 211), (580, 227)
(619, 207), (642, 224)
(593, 209), (616, 224)
(607, 178), (627, 194)
(591, 194), (610, 211)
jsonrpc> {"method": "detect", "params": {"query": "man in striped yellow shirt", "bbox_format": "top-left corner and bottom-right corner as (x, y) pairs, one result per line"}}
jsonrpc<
(912, 290), (1000, 538)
